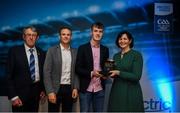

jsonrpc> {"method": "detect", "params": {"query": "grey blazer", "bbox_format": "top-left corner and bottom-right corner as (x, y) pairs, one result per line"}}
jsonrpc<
(43, 45), (79, 94)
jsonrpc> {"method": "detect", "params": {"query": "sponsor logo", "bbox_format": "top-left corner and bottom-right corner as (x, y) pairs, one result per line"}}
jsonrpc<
(144, 98), (171, 112)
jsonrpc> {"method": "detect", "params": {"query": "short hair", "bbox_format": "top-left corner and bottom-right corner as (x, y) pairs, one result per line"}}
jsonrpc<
(115, 31), (134, 48)
(91, 22), (104, 31)
(59, 26), (72, 35)
(23, 26), (39, 36)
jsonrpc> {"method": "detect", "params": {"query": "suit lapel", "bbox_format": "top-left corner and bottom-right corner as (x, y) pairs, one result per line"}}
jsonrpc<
(56, 45), (62, 79)
(36, 48), (42, 76)
(21, 45), (30, 73)
(87, 43), (93, 67)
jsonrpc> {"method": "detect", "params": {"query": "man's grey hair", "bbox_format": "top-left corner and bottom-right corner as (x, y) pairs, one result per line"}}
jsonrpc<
(23, 26), (39, 35)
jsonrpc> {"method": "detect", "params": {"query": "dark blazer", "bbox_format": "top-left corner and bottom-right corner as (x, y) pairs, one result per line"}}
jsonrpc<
(7, 45), (45, 102)
(75, 42), (109, 93)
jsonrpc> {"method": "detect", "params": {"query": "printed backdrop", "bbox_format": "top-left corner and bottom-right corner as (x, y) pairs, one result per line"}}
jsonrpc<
(0, 0), (179, 112)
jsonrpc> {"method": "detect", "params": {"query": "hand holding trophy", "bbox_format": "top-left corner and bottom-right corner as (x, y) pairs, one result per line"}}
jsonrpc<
(100, 59), (115, 77)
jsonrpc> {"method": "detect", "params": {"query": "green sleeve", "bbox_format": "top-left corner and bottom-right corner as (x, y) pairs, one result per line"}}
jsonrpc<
(118, 52), (143, 82)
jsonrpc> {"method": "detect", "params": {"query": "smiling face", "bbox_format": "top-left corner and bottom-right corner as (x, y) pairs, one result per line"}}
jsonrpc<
(23, 28), (38, 48)
(91, 26), (103, 42)
(60, 28), (72, 45)
(118, 34), (132, 50)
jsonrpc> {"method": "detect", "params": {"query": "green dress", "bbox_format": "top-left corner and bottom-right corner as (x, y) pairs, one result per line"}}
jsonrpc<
(108, 49), (144, 112)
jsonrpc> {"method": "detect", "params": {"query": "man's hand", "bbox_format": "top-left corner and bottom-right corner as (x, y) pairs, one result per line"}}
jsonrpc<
(40, 91), (46, 104)
(72, 89), (78, 99)
(12, 98), (23, 107)
(48, 92), (56, 104)
(92, 70), (103, 78)
(40, 91), (46, 99)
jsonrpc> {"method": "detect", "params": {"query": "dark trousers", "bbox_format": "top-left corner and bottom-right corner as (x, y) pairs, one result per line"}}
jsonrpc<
(12, 82), (41, 112)
(48, 85), (73, 112)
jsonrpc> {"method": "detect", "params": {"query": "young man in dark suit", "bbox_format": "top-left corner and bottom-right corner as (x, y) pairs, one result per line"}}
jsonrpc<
(7, 26), (46, 112)
(75, 22), (109, 112)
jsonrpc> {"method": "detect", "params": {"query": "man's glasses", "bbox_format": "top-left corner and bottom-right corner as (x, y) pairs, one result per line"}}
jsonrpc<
(24, 34), (37, 37)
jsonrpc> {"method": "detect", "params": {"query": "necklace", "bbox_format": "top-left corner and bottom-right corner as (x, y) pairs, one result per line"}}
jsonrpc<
(120, 49), (131, 59)
(120, 53), (124, 59)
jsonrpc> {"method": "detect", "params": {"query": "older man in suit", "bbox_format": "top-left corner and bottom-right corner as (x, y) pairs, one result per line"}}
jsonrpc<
(75, 22), (109, 112)
(7, 26), (46, 112)
(43, 26), (79, 112)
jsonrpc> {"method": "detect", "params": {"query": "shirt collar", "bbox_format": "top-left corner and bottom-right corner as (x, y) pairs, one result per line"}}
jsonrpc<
(60, 43), (70, 51)
(24, 43), (36, 52)
(90, 41), (100, 48)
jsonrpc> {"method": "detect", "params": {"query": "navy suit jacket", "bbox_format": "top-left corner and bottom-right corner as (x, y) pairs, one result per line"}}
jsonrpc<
(7, 45), (45, 102)
(75, 42), (109, 93)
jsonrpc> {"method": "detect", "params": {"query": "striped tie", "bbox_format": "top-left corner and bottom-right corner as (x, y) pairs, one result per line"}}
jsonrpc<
(29, 49), (35, 81)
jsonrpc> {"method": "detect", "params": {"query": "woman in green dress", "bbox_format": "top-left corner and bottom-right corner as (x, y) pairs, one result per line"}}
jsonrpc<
(108, 31), (144, 112)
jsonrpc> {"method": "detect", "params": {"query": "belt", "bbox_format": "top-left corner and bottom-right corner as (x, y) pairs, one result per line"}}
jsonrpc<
(32, 81), (40, 86)
(60, 84), (71, 87)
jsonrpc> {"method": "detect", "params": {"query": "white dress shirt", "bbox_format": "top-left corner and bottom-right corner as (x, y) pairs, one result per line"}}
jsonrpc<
(24, 44), (40, 82)
(60, 44), (72, 84)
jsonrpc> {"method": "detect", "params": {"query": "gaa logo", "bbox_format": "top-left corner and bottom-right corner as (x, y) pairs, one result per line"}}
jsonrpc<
(157, 19), (170, 25)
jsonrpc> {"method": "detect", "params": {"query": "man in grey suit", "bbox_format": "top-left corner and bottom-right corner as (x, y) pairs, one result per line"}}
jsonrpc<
(43, 26), (79, 112)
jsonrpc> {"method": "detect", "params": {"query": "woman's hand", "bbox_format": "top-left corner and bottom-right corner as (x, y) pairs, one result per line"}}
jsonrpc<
(109, 70), (120, 77)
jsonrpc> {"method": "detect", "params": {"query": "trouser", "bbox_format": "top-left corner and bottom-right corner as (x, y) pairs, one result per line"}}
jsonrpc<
(48, 85), (73, 112)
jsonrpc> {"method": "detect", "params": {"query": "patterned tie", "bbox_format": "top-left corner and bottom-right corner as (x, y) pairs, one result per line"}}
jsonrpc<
(29, 49), (35, 81)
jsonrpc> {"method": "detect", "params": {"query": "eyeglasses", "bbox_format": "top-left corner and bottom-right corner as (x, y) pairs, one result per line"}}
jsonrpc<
(24, 34), (37, 37)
